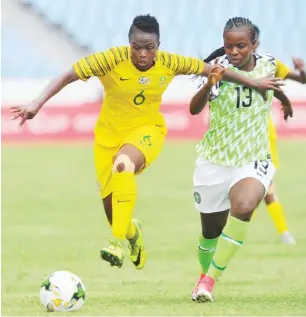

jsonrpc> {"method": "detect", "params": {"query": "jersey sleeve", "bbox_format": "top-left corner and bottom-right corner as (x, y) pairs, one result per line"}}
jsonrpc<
(72, 46), (129, 81)
(275, 59), (291, 79)
(158, 51), (204, 76)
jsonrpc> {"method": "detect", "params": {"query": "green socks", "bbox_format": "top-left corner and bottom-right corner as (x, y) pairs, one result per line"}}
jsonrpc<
(207, 216), (248, 280)
(198, 235), (219, 274)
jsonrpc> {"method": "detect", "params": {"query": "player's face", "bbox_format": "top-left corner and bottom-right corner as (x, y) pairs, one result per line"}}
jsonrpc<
(129, 30), (159, 71)
(223, 29), (254, 69)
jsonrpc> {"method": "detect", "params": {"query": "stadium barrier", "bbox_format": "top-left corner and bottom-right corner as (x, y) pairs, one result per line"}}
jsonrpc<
(2, 101), (306, 142)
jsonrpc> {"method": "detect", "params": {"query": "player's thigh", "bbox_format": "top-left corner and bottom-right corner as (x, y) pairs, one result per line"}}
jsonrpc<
(123, 125), (165, 170)
(193, 158), (233, 214)
(93, 143), (118, 198)
(229, 160), (276, 219)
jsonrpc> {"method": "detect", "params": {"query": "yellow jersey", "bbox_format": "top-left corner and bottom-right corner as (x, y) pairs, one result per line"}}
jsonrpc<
(275, 59), (291, 80)
(269, 59), (291, 138)
(268, 59), (291, 168)
(73, 46), (204, 146)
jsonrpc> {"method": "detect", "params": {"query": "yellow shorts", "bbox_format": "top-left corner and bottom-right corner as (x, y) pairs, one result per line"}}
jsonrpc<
(94, 125), (166, 198)
(268, 116), (280, 169)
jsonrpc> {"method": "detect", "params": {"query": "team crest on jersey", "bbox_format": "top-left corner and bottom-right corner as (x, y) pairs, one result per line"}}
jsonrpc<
(138, 76), (150, 85)
(159, 76), (167, 86)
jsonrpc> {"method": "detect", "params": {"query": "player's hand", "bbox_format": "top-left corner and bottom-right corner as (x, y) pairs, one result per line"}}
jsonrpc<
(280, 100), (293, 121)
(254, 76), (284, 92)
(9, 101), (41, 126)
(292, 57), (305, 72)
(253, 76), (284, 101)
(207, 64), (226, 87)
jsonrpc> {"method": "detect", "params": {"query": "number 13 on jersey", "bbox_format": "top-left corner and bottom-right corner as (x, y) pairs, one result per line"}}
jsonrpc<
(235, 86), (253, 108)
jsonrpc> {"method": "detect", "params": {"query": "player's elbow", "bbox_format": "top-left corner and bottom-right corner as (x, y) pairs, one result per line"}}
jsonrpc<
(64, 69), (79, 84)
(189, 101), (204, 115)
(190, 109), (200, 115)
(189, 105), (199, 115)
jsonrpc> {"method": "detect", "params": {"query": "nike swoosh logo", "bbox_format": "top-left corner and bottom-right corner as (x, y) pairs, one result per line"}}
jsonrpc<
(197, 245), (215, 252)
(117, 200), (131, 203)
(132, 249), (141, 266)
(120, 77), (129, 81)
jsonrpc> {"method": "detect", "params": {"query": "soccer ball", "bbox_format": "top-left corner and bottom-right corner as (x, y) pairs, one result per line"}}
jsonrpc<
(40, 271), (86, 312)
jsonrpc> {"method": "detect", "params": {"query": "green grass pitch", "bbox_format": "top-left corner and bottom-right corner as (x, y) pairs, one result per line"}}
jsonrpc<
(2, 140), (306, 316)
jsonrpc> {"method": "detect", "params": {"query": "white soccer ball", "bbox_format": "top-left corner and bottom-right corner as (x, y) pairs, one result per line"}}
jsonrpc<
(40, 271), (86, 312)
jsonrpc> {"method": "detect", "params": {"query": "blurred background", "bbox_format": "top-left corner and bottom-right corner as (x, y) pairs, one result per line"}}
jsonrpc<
(2, 0), (306, 140)
(2, 0), (306, 75)
(1, 1), (306, 315)
(2, 0), (306, 141)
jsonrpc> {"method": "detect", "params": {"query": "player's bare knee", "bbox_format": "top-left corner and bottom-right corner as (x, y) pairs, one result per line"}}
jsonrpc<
(112, 154), (135, 173)
(231, 198), (254, 221)
(265, 185), (278, 204)
(116, 162), (126, 173)
(265, 192), (277, 205)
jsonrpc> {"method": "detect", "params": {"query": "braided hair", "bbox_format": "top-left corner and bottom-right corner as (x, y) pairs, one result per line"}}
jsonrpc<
(224, 17), (256, 42)
(194, 17), (255, 86)
(204, 17), (256, 63)
(253, 24), (260, 41)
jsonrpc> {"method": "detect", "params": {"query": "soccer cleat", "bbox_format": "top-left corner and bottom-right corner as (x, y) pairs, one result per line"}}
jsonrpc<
(193, 275), (215, 302)
(100, 240), (124, 268)
(281, 232), (296, 245)
(127, 219), (147, 269)
(192, 272), (205, 301)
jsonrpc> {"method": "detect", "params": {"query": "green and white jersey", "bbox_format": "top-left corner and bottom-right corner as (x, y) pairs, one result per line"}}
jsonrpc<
(197, 54), (276, 167)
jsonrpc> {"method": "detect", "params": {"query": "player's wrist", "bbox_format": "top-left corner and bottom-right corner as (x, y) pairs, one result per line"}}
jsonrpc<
(205, 81), (214, 89)
(247, 78), (257, 90)
(32, 99), (44, 111)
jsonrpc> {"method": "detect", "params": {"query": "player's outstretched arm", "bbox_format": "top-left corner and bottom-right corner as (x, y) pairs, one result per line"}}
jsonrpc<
(287, 57), (306, 84)
(10, 69), (78, 126)
(274, 90), (293, 121)
(190, 64), (226, 115)
(202, 62), (284, 96)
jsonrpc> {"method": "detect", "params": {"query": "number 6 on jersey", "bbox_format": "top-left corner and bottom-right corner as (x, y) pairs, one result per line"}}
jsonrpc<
(133, 90), (146, 106)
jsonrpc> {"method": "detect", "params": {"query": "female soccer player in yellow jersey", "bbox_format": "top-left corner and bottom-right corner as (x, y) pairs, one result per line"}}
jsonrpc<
(10, 15), (284, 270)
(253, 25), (305, 244)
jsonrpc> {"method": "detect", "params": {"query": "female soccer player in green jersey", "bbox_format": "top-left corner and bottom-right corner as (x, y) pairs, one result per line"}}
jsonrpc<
(189, 17), (293, 302)
(196, 25), (305, 245)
